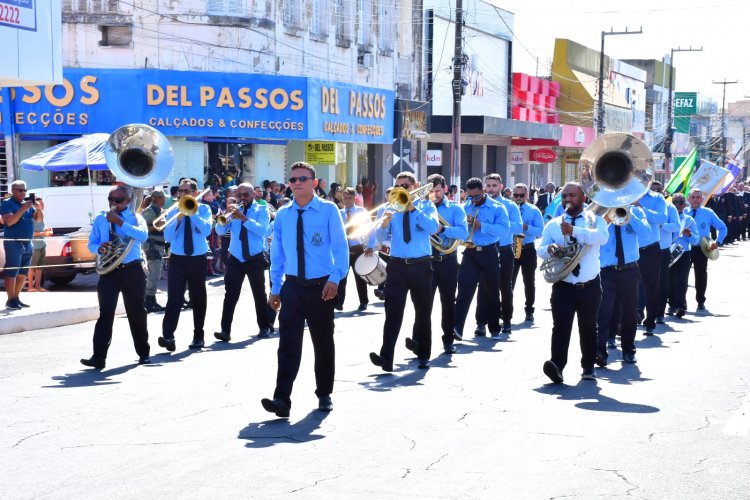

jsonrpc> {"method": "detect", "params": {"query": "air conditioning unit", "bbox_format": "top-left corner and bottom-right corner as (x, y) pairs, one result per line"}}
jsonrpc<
(358, 53), (373, 68)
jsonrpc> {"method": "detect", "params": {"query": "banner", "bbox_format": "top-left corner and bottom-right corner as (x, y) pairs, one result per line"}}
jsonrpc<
(717, 160), (741, 195)
(689, 159), (729, 205)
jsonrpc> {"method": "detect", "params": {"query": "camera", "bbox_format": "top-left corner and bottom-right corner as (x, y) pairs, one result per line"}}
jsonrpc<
(24, 193), (36, 203)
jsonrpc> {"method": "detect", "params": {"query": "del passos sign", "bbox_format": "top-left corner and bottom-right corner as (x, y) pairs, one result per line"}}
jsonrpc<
(2, 68), (394, 143)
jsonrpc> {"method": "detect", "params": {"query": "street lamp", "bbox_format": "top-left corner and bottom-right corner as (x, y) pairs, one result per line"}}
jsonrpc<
(596, 27), (642, 136)
(664, 46), (702, 178)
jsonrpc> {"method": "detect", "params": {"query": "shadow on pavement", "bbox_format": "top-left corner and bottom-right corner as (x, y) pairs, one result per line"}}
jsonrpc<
(359, 362), (429, 392)
(238, 410), (330, 448)
(44, 362), (140, 388)
(335, 309), (380, 319)
(534, 373), (659, 414)
(457, 337), (508, 353)
(207, 338), (263, 351)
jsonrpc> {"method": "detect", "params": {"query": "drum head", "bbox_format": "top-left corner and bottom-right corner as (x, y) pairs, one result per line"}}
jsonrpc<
(354, 253), (379, 274)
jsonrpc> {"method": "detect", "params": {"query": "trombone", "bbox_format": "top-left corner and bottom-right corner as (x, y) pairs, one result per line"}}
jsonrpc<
(153, 187), (211, 231)
(342, 183), (434, 234)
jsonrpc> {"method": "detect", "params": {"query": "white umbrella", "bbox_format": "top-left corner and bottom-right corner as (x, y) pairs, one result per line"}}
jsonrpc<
(20, 133), (111, 172)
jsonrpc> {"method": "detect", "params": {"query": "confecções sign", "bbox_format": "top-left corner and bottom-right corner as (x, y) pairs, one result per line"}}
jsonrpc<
(2, 68), (395, 144)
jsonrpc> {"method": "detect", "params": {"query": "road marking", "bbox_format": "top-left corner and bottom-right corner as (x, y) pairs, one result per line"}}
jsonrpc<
(723, 393), (750, 437)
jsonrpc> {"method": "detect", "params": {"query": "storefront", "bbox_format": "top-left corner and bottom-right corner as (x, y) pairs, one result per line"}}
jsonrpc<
(1, 68), (394, 190)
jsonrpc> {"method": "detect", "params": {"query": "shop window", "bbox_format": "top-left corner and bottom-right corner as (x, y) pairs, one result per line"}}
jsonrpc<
(310, 0), (328, 36)
(208, 0), (247, 16)
(99, 25), (133, 47)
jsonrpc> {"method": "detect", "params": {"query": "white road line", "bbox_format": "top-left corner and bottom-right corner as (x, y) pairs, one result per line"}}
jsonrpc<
(722, 393), (750, 437)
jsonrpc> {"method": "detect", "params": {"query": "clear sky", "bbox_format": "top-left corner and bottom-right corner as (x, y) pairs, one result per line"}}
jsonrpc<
(484, 0), (748, 107)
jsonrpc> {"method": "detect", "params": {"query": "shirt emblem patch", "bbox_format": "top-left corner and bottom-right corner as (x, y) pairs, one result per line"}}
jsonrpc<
(311, 233), (323, 246)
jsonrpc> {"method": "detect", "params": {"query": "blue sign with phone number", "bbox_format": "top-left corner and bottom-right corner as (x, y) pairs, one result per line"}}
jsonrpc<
(0, 0), (36, 32)
(4, 68), (394, 144)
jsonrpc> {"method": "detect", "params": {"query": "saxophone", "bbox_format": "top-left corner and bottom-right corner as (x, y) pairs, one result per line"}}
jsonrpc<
(513, 234), (525, 259)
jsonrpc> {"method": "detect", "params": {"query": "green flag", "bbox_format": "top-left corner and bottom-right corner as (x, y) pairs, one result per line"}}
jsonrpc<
(665, 148), (698, 196)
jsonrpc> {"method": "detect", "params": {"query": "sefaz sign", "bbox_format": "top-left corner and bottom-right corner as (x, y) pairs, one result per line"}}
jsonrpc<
(531, 148), (558, 163)
(673, 92), (697, 116)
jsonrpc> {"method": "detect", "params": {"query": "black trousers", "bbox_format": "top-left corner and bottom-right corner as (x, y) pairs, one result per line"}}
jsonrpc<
(221, 255), (270, 333)
(273, 277), (335, 407)
(455, 246), (501, 334)
(337, 246), (369, 307)
(690, 246), (708, 305)
(380, 260), (433, 363)
(549, 276), (601, 372)
(162, 254), (207, 340)
(426, 254), (459, 348)
(658, 248), (671, 317)
(476, 245), (514, 326)
(597, 267), (639, 357)
(637, 244), (661, 329)
(92, 262), (149, 360)
(669, 252), (692, 310)
(512, 244), (537, 315)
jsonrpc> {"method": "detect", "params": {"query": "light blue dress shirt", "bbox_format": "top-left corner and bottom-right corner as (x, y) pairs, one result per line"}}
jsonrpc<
(659, 203), (681, 250)
(375, 198), (439, 258)
(433, 199), (468, 254)
(673, 212), (700, 250)
(270, 195), (349, 295)
(599, 206), (650, 267)
(215, 201), (270, 260)
(88, 210), (148, 264)
(517, 202), (544, 245)
(461, 196), (509, 247)
(685, 206), (727, 243)
(637, 189), (668, 247)
(496, 196), (522, 246)
(163, 203), (212, 256)
(264, 220), (274, 252)
(341, 205), (375, 249)
(537, 210), (609, 284)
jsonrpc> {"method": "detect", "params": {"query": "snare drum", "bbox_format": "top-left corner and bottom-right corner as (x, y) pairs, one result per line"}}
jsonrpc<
(354, 253), (387, 286)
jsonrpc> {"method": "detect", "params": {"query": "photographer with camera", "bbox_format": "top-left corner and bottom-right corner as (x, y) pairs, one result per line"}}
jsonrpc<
(1, 181), (42, 310)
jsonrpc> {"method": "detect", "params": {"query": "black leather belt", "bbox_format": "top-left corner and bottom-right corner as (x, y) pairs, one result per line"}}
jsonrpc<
(432, 253), (457, 262)
(231, 252), (266, 264)
(464, 244), (496, 252)
(602, 262), (638, 271)
(639, 242), (659, 252)
(285, 275), (330, 287)
(115, 260), (142, 271)
(390, 256), (432, 265)
(497, 244), (512, 250)
(557, 276), (599, 288)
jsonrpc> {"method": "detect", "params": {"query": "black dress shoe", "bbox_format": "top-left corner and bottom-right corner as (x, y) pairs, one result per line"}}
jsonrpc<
(182, 300), (193, 310)
(595, 352), (608, 368)
(369, 352), (393, 372)
(257, 329), (271, 338)
(525, 314), (534, 323)
(417, 358), (430, 369)
(543, 360), (564, 384)
(643, 327), (655, 336)
(357, 303), (368, 311)
(138, 355), (151, 365)
(502, 323), (512, 334)
(675, 308), (686, 318)
(452, 329), (463, 341)
(474, 324), (487, 337)
(261, 398), (290, 418)
(405, 337), (418, 353)
(622, 352), (638, 364)
(334, 304), (344, 311)
(318, 395), (333, 412)
(188, 339), (205, 349)
(158, 336), (176, 352)
(80, 357), (105, 369)
(443, 344), (457, 355)
(214, 331), (231, 342)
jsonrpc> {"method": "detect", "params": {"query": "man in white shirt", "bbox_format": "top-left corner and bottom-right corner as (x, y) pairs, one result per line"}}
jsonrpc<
(537, 182), (609, 383)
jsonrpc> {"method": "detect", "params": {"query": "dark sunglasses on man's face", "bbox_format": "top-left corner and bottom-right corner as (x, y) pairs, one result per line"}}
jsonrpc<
(108, 197), (126, 204)
(237, 192), (253, 198)
(14, 188), (27, 192)
(177, 189), (192, 194)
(289, 176), (313, 184)
(513, 193), (525, 198)
(397, 183), (412, 190)
(674, 200), (685, 206)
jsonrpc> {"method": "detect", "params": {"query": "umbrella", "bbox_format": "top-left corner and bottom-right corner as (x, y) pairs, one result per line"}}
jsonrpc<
(20, 133), (111, 171)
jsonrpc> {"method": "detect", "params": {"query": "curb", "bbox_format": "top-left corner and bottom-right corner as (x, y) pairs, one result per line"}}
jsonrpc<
(0, 304), (125, 335)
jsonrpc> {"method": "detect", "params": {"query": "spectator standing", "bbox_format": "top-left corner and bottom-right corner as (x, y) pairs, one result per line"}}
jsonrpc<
(361, 178), (378, 209)
(1, 181), (41, 309)
(28, 199), (48, 292)
(142, 190), (166, 312)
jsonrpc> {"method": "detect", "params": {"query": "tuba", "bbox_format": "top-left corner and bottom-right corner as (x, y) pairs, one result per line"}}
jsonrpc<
(96, 124), (174, 274)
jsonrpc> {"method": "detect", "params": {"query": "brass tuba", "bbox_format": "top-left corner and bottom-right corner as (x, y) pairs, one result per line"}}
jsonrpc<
(96, 124), (174, 274)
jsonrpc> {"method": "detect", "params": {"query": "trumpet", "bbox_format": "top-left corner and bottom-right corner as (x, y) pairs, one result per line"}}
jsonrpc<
(153, 187), (211, 231)
(343, 183), (434, 235)
(216, 204), (242, 226)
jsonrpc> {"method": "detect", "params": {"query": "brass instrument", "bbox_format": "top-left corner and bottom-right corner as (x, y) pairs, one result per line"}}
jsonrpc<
(344, 183), (434, 235)
(428, 191), (460, 255)
(216, 204), (242, 226)
(96, 124), (174, 275)
(152, 187), (211, 231)
(463, 203), (480, 249)
(513, 234), (525, 259)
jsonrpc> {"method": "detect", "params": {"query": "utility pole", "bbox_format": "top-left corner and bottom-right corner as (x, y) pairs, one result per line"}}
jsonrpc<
(450, 0), (465, 198)
(664, 46), (702, 178)
(713, 79), (738, 166)
(596, 27), (642, 136)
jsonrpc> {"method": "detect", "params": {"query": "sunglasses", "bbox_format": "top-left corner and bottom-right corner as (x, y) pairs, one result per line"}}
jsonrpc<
(14, 188), (27, 192)
(177, 189), (193, 194)
(512, 193), (525, 198)
(237, 192), (253, 198)
(289, 176), (313, 184)
(397, 183), (413, 190)
(108, 197), (126, 204)
(467, 194), (483, 201)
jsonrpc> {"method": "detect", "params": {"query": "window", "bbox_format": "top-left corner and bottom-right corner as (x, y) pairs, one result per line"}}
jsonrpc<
(335, 0), (352, 44)
(99, 25), (132, 47)
(283, 0), (302, 28)
(357, 0), (371, 48)
(310, 0), (328, 36)
(208, 0), (247, 16)
(378, 0), (394, 52)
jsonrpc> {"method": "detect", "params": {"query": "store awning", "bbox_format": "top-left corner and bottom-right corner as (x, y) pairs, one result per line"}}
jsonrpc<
(431, 115), (562, 141)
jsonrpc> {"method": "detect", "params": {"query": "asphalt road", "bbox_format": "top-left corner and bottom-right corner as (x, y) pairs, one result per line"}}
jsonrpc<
(1, 242), (749, 499)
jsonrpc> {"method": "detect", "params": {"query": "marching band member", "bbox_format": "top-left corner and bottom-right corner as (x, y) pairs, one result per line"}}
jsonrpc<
(685, 188), (727, 312)
(475, 174), (521, 335)
(213, 182), (272, 342)
(337, 187), (375, 312)
(653, 181), (680, 324)
(539, 182), (608, 383)
(158, 180), (213, 351)
(369, 172), (439, 371)
(510, 183), (544, 324)
(595, 204), (649, 367)
(81, 186), (150, 369)
(668, 193), (699, 318)
(262, 162), (348, 418)
(408, 174), (467, 355)
(141, 189), (166, 313)
(636, 187), (668, 335)
(453, 177), (509, 340)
